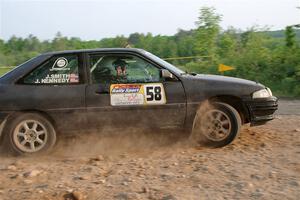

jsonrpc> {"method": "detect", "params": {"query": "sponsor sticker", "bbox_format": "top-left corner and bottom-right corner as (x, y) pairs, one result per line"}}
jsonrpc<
(50, 57), (70, 71)
(69, 73), (79, 83)
(110, 83), (166, 106)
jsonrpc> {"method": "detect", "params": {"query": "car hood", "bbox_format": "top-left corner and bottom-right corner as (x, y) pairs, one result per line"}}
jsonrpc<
(195, 74), (260, 86)
(180, 73), (266, 99)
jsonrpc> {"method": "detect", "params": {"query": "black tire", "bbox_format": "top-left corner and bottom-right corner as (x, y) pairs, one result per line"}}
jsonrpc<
(190, 102), (241, 148)
(3, 113), (56, 155)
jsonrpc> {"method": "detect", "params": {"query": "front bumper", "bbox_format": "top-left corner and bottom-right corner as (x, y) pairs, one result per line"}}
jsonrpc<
(243, 96), (278, 126)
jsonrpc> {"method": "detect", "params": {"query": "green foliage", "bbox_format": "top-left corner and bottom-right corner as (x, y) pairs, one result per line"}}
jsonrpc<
(0, 67), (13, 76)
(285, 26), (296, 48)
(264, 29), (300, 38)
(0, 7), (299, 96)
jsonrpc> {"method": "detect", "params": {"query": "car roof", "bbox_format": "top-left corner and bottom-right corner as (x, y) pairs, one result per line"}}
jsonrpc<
(42, 48), (145, 56)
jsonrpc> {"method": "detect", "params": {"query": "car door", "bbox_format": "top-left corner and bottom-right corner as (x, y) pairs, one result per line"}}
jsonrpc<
(13, 53), (86, 131)
(85, 52), (186, 129)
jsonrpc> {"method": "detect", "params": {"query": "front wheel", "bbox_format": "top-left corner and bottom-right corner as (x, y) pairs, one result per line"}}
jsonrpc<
(190, 102), (241, 148)
(4, 113), (57, 155)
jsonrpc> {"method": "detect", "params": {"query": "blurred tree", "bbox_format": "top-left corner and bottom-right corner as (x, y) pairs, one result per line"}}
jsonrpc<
(52, 32), (68, 50)
(5, 36), (25, 53)
(217, 28), (238, 59)
(175, 29), (195, 58)
(23, 34), (41, 52)
(194, 7), (221, 60)
(285, 26), (296, 48)
(128, 33), (141, 46)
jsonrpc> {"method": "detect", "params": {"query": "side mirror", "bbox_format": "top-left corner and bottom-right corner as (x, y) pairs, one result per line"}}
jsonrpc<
(161, 69), (174, 79)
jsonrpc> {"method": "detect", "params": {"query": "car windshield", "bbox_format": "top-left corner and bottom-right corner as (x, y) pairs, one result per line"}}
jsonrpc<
(142, 51), (185, 75)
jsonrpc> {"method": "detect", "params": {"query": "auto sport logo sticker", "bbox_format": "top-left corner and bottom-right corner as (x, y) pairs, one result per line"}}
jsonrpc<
(111, 84), (141, 94)
(110, 83), (166, 106)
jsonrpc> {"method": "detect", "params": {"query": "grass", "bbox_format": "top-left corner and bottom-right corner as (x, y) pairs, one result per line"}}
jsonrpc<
(0, 67), (14, 76)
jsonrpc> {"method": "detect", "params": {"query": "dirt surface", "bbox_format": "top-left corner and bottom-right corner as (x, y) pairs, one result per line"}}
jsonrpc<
(0, 100), (299, 200)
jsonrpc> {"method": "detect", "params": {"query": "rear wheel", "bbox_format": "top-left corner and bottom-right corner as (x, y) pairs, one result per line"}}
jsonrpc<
(190, 102), (241, 147)
(4, 113), (56, 155)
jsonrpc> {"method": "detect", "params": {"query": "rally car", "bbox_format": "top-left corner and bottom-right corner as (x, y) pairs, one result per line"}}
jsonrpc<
(0, 48), (278, 155)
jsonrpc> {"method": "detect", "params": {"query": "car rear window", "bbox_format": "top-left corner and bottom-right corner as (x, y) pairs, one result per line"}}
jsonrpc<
(21, 54), (80, 85)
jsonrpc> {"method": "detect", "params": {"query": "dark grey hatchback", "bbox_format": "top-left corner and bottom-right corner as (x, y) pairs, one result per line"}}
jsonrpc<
(0, 48), (278, 155)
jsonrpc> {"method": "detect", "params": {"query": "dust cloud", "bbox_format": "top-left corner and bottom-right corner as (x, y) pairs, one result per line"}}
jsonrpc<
(50, 101), (217, 158)
(50, 128), (188, 158)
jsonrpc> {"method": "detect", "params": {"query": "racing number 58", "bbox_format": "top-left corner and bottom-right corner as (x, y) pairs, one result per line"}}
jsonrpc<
(144, 84), (166, 105)
(146, 86), (162, 101)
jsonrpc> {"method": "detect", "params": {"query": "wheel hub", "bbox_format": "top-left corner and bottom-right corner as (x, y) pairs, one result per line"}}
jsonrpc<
(199, 109), (232, 141)
(212, 120), (222, 129)
(25, 130), (37, 142)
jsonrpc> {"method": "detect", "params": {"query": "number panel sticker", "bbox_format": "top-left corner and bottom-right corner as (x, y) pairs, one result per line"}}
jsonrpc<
(144, 84), (166, 105)
(110, 83), (166, 106)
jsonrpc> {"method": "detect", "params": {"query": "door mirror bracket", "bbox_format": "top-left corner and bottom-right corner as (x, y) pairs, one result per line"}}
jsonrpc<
(161, 69), (176, 80)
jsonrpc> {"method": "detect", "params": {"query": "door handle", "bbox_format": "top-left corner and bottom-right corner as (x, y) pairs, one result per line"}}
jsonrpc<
(95, 84), (110, 94)
(95, 90), (109, 95)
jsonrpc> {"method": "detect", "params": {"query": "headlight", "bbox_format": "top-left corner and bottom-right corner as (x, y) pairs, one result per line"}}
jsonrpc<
(266, 87), (272, 97)
(252, 88), (272, 99)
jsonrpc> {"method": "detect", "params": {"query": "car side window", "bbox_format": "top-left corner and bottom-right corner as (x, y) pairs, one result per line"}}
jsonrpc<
(89, 54), (161, 84)
(21, 54), (80, 84)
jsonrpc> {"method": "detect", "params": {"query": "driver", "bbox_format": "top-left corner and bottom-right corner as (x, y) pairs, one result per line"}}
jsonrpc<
(112, 58), (127, 82)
